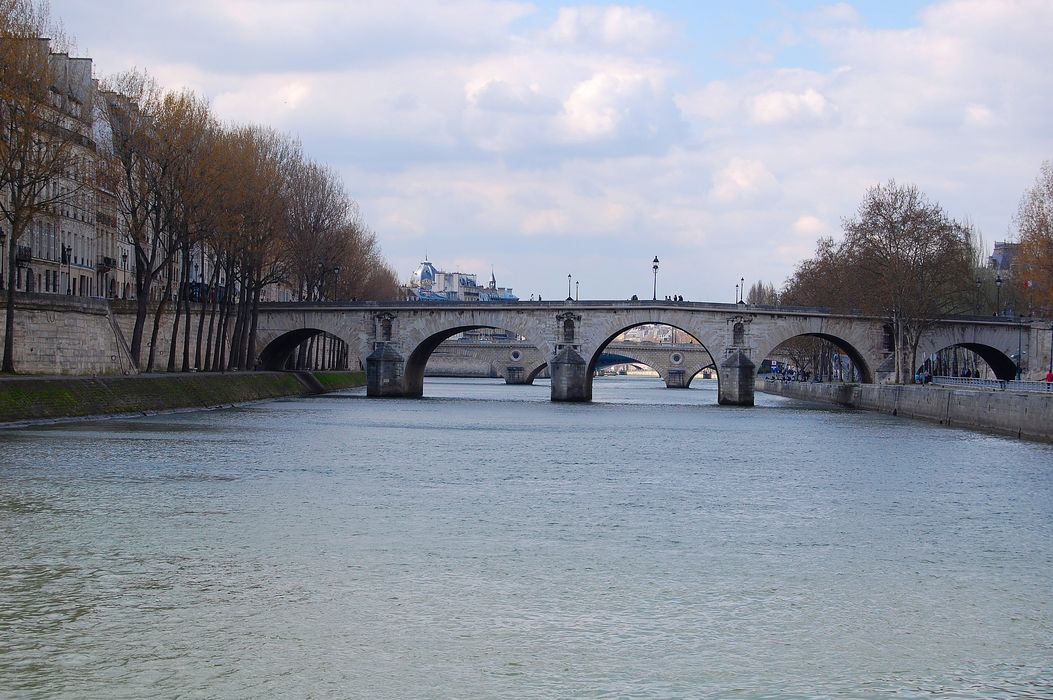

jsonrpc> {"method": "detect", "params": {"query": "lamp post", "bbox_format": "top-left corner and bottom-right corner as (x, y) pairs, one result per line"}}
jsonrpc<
(62, 244), (72, 295)
(121, 252), (128, 299)
(575, 280), (579, 301)
(995, 274), (1003, 316)
(0, 229), (5, 291)
(974, 276), (981, 312)
(735, 282), (739, 304)
(567, 274), (572, 301)
(740, 277), (745, 304)
(652, 256), (659, 301)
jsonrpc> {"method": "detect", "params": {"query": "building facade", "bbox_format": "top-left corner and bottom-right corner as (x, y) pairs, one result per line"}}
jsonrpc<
(404, 259), (518, 302)
(1, 43), (136, 301)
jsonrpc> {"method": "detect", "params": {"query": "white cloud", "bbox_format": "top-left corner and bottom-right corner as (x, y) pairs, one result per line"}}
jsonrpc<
(49, 0), (1053, 300)
(558, 71), (685, 148)
(749, 87), (832, 125)
(710, 159), (779, 203)
(544, 6), (674, 52)
(792, 215), (826, 235)
(963, 102), (996, 128)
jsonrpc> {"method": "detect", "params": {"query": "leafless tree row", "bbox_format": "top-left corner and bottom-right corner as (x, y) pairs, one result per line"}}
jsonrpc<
(2, 0), (400, 373)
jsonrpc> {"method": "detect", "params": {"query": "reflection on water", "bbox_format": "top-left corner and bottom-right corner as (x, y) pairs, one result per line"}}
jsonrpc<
(1, 376), (1051, 698)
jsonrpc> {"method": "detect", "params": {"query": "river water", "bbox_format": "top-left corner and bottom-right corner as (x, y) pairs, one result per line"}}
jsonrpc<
(1, 377), (1051, 699)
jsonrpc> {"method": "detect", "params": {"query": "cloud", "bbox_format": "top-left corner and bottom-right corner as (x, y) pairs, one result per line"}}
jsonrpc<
(749, 87), (832, 125)
(49, 0), (1053, 301)
(792, 215), (826, 235)
(543, 6), (675, 52)
(559, 71), (684, 146)
(963, 102), (996, 128)
(710, 159), (779, 203)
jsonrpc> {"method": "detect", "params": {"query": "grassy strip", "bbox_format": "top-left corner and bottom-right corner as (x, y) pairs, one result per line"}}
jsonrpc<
(311, 370), (367, 392)
(0, 371), (364, 424)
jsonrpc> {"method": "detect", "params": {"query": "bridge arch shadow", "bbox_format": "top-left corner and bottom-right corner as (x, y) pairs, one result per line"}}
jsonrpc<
(761, 332), (874, 383)
(917, 342), (1018, 381)
(258, 329), (350, 371)
(586, 322), (718, 396)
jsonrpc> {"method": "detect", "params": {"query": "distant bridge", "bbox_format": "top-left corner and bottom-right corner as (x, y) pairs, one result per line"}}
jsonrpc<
(253, 299), (1045, 405)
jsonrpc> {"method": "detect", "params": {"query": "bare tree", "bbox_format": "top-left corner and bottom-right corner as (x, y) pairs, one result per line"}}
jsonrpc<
(1015, 160), (1053, 315)
(842, 181), (974, 382)
(745, 280), (778, 306)
(782, 182), (975, 383)
(96, 70), (171, 368)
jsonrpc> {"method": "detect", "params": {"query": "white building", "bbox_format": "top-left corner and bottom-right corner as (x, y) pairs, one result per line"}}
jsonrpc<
(405, 259), (518, 302)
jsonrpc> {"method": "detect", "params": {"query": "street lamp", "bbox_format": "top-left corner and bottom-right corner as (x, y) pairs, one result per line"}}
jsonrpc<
(652, 256), (659, 301)
(995, 274), (1003, 316)
(567, 273), (572, 301)
(975, 276), (981, 312)
(575, 280), (579, 301)
(62, 244), (72, 295)
(740, 277), (745, 304)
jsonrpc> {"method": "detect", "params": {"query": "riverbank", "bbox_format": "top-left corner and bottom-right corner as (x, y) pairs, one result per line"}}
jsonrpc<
(0, 370), (365, 426)
(759, 378), (1053, 442)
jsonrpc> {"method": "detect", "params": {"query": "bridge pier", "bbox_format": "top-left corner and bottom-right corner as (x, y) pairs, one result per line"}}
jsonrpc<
(718, 350), (755, 406)
(665, 368), (689, 389)
(550, 347), (590, 402)
(366, 343), (412, 397)
(504, 365), (532, 385)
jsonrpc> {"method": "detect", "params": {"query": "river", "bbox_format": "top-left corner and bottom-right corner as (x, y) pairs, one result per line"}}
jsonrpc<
(1, 377), (1051, 698)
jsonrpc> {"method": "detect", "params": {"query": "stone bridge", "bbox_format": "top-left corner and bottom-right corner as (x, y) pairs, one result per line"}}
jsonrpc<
(253, 300), (1044, 405)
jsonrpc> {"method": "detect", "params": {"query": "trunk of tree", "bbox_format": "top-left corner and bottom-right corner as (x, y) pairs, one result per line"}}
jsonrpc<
(2, 225), (23, 373)
(180, 245), (193, 371)
(130, 285), (150, 369)
(147, 275), (173, 372)
(228, 282), (246, 371)
(200, 263), (220, 370)
(2, 238), (19, 373)
(166, 258), (186, 372)
(214, 261), (236, 371)
(246, 283), (261, 371)
(181, 293), (192, 372)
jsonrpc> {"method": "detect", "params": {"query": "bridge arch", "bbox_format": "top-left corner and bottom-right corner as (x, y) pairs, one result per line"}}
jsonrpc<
(915, 341), (1018, 381)
(258, 329), (350, 371)
(585, 322), (719, 396)
(756, 330), (875, 384)
(403, 324), (547, 396)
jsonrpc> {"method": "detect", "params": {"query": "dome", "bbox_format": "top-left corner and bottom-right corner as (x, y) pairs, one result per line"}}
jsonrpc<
(411, 260), (437, 287)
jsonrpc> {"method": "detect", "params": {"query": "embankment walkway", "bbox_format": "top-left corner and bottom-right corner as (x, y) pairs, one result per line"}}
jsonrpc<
(759, 378), (1053, 443)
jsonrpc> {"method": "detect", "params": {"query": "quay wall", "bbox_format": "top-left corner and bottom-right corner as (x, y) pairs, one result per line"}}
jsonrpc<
(759, 379), (1053, 442)
(0, 370), (365, 425)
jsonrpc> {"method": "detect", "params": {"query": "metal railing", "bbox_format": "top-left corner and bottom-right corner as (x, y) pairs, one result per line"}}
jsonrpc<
(932, 376), (1053, 393)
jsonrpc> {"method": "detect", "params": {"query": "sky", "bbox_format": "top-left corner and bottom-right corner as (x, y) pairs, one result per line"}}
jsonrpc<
(49, 0), (1053, 302)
